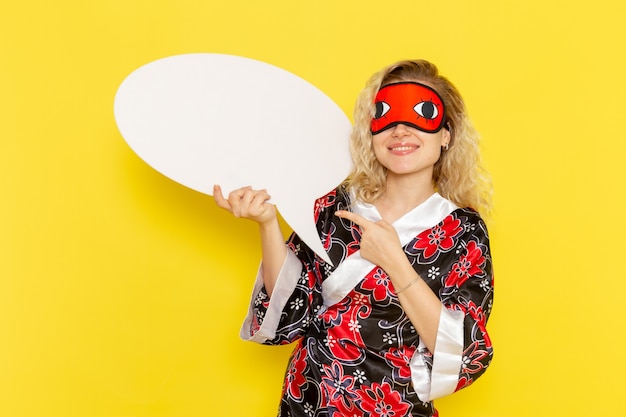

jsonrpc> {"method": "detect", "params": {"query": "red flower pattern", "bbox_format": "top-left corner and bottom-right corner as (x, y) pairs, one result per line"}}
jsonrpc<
(460, 341), (489, 375)
(384, 346), (415, 381)
(321, 360), (358, 410)
(445, 240), (486, 288)
(347, 223), (362, 257)
(284, 344), (308, 400)
(357, 381), (411, 417)
(314, 190), (336, 222)
(361, 268), (393, 301)
(411, 215), (463, 259)
(458, 300), (492, 349)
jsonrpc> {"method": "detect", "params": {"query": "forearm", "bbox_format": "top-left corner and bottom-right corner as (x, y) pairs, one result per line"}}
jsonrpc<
(258, 218), (288, 297)
(384, 257), (442, 353)
(213, 184), (287, 296)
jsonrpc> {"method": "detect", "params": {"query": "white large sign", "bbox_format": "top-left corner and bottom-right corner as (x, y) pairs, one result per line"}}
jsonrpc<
(114, 54), (353, 263)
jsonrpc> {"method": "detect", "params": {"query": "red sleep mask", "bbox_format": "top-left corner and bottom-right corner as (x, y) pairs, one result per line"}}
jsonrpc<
(371, 82), (446, 134)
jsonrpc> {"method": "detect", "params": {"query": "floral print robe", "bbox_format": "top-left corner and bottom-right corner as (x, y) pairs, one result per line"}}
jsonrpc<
(241, 186), (494, 416)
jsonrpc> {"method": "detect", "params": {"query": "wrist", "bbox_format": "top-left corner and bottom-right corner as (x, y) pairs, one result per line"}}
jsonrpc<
(257, 212), (279, 230)
(384, 258), (421, 288)
(258, 216), (283, 240)
(396, 275), (421, 294)
(380, 251), (412, 278)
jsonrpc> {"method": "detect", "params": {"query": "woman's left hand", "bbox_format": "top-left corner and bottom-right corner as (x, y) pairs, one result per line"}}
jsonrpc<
(335, 210), (405, 272)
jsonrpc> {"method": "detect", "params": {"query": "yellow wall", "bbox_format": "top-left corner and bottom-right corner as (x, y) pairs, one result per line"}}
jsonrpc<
(2, 1), (625, 416)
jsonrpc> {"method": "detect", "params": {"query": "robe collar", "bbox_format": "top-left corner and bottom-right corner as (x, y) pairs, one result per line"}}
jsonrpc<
(321, 192), (458, 307)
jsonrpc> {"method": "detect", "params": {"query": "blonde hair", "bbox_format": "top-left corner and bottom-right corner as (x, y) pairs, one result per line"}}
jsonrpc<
(345, 59), (492, 216)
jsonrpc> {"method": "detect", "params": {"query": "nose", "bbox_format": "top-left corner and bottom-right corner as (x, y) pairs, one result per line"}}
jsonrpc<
(391, 123), (410, 137)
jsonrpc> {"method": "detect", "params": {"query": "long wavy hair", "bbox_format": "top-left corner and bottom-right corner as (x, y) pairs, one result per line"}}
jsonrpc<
(345, 59), (492, 216)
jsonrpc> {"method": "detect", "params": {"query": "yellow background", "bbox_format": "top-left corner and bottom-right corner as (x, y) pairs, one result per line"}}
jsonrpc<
(2, 0), (625, 416)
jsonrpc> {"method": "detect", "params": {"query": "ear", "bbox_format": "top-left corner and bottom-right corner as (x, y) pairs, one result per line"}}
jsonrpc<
(441, 127), (451, 147)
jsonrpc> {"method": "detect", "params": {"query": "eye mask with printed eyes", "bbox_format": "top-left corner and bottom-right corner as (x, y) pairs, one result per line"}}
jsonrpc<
(370, 82), (446, 134)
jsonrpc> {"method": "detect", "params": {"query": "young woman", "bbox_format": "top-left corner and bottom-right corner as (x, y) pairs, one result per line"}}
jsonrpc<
(214, 59), (494, 416)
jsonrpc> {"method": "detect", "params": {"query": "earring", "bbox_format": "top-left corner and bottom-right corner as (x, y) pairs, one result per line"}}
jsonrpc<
(443, 143), (449, 151)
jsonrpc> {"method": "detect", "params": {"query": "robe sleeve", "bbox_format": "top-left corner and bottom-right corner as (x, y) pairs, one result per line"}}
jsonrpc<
(240, 232), (326, 346)
(410, 213), (494, 401)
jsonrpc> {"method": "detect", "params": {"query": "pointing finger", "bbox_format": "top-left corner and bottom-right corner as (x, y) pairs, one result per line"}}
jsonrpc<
(335, 210), (370, 228)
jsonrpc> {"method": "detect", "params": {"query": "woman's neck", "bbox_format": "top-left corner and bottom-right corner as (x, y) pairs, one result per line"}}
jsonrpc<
(374, 173), (435, 223)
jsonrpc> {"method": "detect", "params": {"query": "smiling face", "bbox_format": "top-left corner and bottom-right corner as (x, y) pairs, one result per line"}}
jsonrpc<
(372, 121), (450, 182)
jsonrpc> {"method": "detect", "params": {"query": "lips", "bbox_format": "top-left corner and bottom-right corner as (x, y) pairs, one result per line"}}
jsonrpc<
(388, 143), (419, 154)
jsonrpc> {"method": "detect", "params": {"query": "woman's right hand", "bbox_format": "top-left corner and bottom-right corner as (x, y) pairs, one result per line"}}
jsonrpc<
(213, 185), (277, 226)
